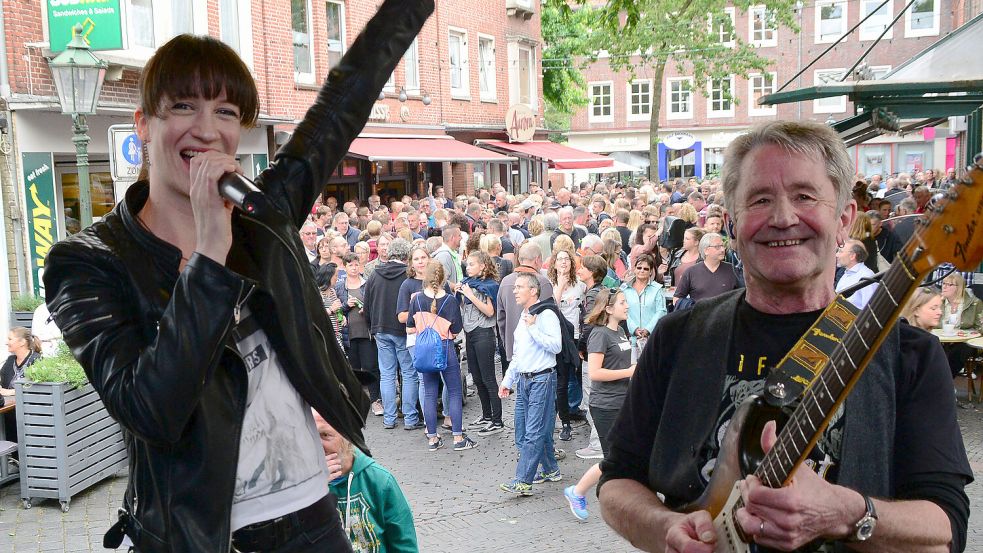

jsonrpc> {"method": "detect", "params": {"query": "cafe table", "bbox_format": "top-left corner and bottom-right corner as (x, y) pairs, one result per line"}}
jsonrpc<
(0, 397), (18, 486)
(930, 329), (981, 343)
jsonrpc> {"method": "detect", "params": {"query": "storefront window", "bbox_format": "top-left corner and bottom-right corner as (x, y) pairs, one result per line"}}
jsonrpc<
(666, 148), (696, 179)
(61, 171), (114, 235)
(338, 159), (361, 177)
(859, 145), (889, 178)
(897, 144), (932, 174)
(704, 147), (725, 176)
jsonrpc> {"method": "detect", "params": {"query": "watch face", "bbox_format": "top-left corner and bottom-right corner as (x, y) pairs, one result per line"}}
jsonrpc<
(858, 519), (876, 540)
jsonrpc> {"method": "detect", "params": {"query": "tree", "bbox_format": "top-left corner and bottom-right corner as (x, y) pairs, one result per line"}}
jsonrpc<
(541, 3), (594, 143)
(549, 0), (799, 181)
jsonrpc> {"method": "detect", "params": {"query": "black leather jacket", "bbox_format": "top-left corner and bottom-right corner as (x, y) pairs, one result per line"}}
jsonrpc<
(42, 2), (433, 551)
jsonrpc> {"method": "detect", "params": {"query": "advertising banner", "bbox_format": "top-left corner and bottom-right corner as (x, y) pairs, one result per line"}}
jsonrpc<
(22, 153), (57, 296)
(48, 0), (124, 52)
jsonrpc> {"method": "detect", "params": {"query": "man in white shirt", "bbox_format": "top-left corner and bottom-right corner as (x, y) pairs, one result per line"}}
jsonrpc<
(835, 239), (878, 309)
(498, 273), (563, 496)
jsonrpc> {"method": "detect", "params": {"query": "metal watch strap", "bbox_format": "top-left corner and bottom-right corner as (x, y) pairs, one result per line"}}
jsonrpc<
(849, 495), (878, 542)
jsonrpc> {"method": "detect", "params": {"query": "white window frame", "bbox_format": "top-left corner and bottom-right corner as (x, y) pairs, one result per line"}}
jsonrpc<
(291, 0), (316, 84)
(218, 0), (254, 69)
(869, 65), (892, 80)
(748, 72), (777, 116)
(626, 79), (652, 122)
(404, 38), (420, 94)
(120, 0), (207, 54)
(325, 0), (346, 73)
(813, 69), (847, 113)
(448, 27), (470, 99)
(905, 0), (940, 38)
(667, 77), (693, 120)
(707, 76), (735, 118)
(749, 5), (777, 47)
(815, 0), (848, 44)
(859, 0), (894, 40)
(478, 34), (497, 102)
(517, 44), (537, 109)
(588, 81), (614, 123)
(710, 7), (736, 48)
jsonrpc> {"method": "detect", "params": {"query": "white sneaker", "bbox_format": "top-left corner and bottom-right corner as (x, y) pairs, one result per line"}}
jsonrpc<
(575, 447), (603, 460)
(371, 400), (384, 416)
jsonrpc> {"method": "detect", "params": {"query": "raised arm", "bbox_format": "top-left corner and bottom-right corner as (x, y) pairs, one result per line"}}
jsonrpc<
(257, 0), (434, 227)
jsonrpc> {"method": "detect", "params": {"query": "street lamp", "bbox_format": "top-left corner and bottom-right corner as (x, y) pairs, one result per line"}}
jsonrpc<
(48, 24), (108, 229)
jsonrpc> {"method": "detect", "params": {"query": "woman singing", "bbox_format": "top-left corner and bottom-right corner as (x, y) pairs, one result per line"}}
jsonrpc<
(42, 3), (434, 551)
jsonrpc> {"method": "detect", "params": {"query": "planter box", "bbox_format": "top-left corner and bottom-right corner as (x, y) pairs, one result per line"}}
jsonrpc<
(10, 310), (34, 329)
(14, 381), (127, 512)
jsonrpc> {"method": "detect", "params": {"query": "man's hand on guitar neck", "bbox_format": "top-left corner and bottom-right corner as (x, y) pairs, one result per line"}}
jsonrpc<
(734, 420), (866, 550)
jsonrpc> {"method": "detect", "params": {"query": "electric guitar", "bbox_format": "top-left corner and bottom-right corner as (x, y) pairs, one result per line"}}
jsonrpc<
(687, 159), (983, 553)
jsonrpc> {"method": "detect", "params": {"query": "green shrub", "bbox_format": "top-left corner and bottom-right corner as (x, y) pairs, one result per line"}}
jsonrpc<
(11, 293), (43, 312)
(24, 342), (88, 390)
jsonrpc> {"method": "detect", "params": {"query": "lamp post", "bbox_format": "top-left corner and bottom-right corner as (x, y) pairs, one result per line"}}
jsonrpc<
(47, 24), (108, 229)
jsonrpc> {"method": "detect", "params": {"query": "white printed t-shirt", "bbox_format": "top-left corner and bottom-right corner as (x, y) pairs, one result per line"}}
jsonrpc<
(230, 306), (328, 531)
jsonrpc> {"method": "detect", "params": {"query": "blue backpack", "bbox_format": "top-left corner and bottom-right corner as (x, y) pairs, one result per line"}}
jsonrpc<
(413, 294), (450, 373)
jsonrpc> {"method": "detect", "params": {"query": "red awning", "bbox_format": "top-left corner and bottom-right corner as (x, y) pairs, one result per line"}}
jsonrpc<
(479, 141), (614, 170)
(346, 138), (515, 163)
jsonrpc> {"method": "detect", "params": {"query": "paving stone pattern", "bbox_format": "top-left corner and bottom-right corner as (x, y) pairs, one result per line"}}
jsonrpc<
(3, 391), (982, 552)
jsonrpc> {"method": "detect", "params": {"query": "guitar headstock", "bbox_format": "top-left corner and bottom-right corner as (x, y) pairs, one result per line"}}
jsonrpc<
(903, 158), (983, 275)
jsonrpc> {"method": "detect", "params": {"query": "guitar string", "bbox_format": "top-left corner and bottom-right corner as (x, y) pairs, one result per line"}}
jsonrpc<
(756, 251), (916, 487)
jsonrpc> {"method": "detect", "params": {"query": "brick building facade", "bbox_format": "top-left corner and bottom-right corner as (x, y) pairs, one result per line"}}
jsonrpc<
(567, 0), (962, 182)
(0, 0), (544, 302)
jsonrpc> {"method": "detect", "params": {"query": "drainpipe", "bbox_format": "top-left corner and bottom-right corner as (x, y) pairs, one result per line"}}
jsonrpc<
(0, 6), (9, 98)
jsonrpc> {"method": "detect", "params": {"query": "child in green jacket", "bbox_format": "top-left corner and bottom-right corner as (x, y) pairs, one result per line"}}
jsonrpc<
(315, 412), (418, 552)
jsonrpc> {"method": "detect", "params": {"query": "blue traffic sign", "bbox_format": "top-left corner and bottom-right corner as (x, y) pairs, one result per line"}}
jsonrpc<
(121, 134), (142, 165)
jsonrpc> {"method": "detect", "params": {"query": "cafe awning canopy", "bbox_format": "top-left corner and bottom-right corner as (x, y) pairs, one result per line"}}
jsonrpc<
(551, 160), (643, 174)
(346, 137), (515, 163)
(758, 12), (983, 147)
(478, 140), (615, 170)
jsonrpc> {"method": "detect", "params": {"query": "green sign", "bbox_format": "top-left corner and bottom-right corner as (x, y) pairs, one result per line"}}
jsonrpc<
(22, 153), (57, 297)
(48, 0), (124, 52)
(254, 154), (269, 177)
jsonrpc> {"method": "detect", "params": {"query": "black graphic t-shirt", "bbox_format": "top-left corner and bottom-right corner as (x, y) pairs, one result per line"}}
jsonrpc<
(697, 298), (845, 487)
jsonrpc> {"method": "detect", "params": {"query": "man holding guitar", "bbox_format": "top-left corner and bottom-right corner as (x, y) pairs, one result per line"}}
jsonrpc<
(598, 120), (973, 553)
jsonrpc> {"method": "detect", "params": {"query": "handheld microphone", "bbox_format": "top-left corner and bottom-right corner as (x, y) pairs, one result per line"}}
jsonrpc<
(218, 173), (264, 214)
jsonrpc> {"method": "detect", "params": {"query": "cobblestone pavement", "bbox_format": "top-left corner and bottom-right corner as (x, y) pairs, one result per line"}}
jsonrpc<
(3, 389), (983, 552)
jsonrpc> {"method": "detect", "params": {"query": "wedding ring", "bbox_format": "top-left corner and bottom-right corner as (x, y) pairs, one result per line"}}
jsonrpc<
(759, 520), (766, 535)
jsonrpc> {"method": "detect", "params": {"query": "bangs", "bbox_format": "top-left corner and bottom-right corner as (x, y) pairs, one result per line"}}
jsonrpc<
(139, 34), (259, 127)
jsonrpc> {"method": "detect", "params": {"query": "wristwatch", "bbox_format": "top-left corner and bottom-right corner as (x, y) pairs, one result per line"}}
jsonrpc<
(849, 495), (878, 542)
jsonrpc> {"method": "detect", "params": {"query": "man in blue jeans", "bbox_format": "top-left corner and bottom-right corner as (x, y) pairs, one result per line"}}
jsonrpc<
(498, 273), (563, 496)
(363, 238), (423, 431)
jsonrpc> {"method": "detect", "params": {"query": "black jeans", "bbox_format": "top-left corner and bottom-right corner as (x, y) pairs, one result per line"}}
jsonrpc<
(588, 405), (621, 457)
(466, 326), (502, 424)
(347, 337), (380, 402)
(229, 495), (353, 553)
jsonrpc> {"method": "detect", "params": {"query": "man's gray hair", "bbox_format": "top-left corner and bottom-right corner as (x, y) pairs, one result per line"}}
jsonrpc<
(581, 234), (602, 251)
(898, 197), (917, 213)
(388, 238), (412, 262)
(517, 242), (543, 265)
(425, 236), (443, 254)
(487, 219), (506, 234)
(543, 212), (560, 232)
(515, 272), (541, 299)
(698, 232), (723, 258)
(721, 120), (854, 220)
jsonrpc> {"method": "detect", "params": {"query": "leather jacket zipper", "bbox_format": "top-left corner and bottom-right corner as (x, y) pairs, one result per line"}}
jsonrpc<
(222, 342), (249, 553)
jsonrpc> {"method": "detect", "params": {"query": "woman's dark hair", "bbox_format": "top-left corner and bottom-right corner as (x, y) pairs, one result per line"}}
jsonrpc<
(467, 250), (500, 282)
(465, 229), (485, 257)
(633, 223), (657, 247)
(8, 326), (42, 355)
(137, 34), (259, 180)
(139, 34), (259, 126)
(634, 253), (656, 272)
(580, 255), (608, 285)
(315, 263), (338, 290)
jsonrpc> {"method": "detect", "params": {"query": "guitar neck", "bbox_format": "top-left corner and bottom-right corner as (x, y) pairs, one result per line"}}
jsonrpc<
(754, 252), (923, 487)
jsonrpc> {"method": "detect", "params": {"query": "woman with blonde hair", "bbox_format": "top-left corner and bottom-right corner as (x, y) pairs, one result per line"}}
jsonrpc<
(481, 233), (513, 278)
(849, 212), (880, 273)
(938, 272), (983, 377)
(676, 203), (699, 226)
(627, 210), (644, 232)
(666, 227), (705, 285)
(406, 261), (475, 452)
(902, 287), (943, 332)
(1, 326), (42, 397)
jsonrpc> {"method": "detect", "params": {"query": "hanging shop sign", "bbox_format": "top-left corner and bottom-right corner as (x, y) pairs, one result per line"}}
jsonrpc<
(662, 132), (697, 150)
(505, 104), (537, 142)
(22, 153), (57, 296)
